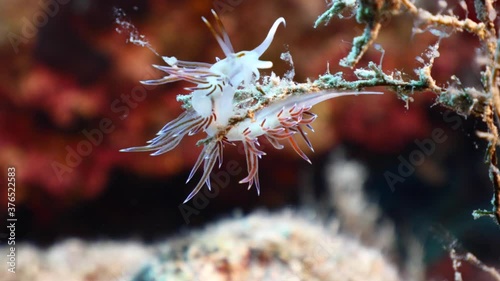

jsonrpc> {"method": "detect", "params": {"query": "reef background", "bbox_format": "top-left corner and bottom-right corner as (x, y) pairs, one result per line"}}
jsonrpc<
(1, 0), (499, 280)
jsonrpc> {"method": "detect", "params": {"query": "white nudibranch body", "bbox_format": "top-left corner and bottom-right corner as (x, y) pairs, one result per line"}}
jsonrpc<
(121, 10), (382, 202)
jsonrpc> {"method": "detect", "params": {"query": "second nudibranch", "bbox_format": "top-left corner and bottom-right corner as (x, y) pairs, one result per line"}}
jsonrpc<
(121, 10), (382, 203)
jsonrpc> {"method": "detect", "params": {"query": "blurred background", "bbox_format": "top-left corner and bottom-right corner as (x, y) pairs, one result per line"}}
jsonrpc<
(0, 0), (499, 280)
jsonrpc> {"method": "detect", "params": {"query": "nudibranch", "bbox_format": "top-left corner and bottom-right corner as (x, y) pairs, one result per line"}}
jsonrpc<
(121, 10), (381, 202)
